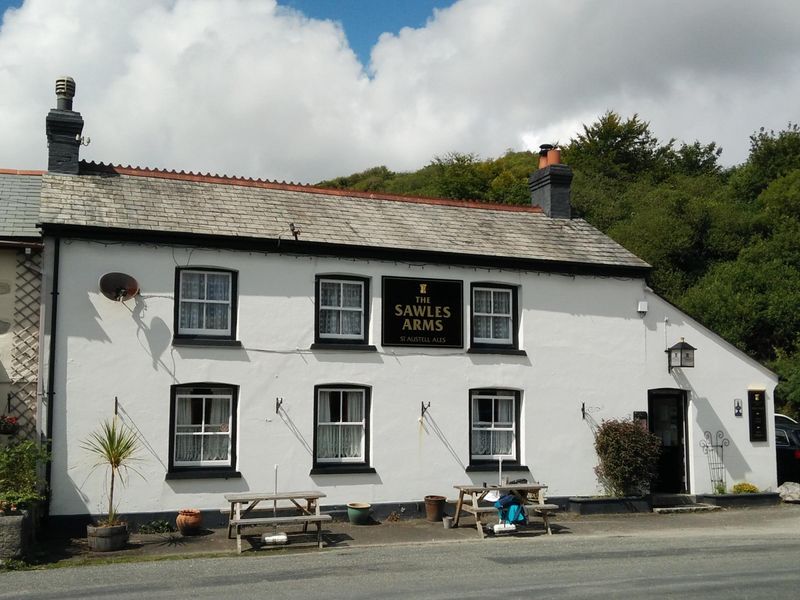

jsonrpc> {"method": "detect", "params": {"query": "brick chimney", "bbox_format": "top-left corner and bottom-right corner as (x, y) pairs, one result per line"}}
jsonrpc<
(529, 144), (573, 219)
(46, 77), (84, 174)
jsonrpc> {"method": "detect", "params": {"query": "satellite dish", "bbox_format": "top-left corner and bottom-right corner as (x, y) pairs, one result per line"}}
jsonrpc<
(99, 272), (140, 302)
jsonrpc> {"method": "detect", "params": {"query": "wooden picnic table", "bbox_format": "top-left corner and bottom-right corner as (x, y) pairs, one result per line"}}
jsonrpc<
(225, 490), (331, 553)
(452, 483), (558, 539)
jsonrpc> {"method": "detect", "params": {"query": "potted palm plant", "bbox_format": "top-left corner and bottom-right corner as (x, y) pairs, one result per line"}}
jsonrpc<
(82, 416), (143, 551)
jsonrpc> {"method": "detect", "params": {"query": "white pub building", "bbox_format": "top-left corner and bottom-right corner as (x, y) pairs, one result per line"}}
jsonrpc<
(35, 79), (777, 527)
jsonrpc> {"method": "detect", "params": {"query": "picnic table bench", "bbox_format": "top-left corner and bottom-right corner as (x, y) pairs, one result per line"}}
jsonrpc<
(453, 483), (558, 539)
(225, 490), (330, 553)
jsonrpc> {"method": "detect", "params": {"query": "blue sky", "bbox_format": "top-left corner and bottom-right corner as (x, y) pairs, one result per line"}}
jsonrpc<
(2, 1), (800, 181)
(281, 1), (455, 66)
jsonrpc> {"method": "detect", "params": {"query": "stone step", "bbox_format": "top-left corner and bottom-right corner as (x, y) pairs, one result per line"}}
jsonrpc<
(653, 503), (722, 514)
(650, 493), (697, 508)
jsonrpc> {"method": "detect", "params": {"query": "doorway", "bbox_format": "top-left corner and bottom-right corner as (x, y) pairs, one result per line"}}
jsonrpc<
(648, 389), (689, 493)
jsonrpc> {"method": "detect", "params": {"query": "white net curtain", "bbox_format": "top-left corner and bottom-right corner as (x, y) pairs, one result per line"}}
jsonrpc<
(175, 389), (232, 464)
(317, 389), (365, 461)
(473, 288), (511, 342)
(179, 271), (231, 332)
(471, 393), (515, 458)
(319, 281), (363, 337)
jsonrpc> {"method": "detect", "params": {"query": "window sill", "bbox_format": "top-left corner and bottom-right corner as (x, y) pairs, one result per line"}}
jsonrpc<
(467, 347), (527, 356)
(310, 465), (377, 475)
(172, 338), (242, 348)
(310, 343), (377, 352)
(165, 469), (242, 480)
(465, 464), (529, 473)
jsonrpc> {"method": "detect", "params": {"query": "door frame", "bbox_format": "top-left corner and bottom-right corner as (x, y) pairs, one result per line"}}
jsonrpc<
(647, 388), (690, 493)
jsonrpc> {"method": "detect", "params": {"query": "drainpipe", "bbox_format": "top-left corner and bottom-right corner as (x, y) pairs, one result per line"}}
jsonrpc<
(44, 236), (60, 511)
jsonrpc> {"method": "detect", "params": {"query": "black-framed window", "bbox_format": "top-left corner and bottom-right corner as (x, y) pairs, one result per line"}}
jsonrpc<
(311, 384), (374, 474)
(469, 284), (519, 351)
(314, 275), (370, 346)
(167, 383), (240, 478)
(174, 268), (238, 343)
(468, 388), (522, 468)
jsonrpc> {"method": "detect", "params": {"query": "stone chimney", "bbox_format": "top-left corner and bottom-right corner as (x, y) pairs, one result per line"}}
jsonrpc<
(529, 144), (573, 219)
(46, 76), (84, 174)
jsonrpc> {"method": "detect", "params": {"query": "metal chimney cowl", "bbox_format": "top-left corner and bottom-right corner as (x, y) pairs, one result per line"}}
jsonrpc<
(55, 76), (76, 111)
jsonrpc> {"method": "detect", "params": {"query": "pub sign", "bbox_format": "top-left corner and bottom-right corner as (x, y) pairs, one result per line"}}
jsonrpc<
(748, 389), (767, 442)
(382, 276), (463, 347)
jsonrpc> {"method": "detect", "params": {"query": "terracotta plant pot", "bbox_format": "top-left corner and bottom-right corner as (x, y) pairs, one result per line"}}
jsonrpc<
(424, 495), (446, 522)
(176, 508), (203, 535)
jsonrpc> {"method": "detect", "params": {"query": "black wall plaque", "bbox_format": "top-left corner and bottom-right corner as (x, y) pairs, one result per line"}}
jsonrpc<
(382, 276), (463, 347)
(748, 389), (767, 442)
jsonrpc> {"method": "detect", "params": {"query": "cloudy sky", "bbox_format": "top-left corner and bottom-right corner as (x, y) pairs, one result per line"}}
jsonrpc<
(1, 0), (798, 183)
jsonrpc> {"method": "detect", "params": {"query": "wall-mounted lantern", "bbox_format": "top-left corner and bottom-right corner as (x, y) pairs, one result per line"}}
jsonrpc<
(666, 338), (696, 372)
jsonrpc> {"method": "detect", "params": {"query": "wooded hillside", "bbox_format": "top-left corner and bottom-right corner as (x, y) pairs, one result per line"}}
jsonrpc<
(318, 113), (800, 415)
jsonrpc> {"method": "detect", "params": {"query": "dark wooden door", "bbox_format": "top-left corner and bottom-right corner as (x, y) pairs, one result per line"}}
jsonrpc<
(648, 390), (687, 493)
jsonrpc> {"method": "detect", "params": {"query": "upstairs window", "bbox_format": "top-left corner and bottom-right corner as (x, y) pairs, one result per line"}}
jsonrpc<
(470, 284), (518, 350)
(169, 384), (238, 474)
(315, 276), (369, 345)
(470, 389), (520, 463)
(175, 268), (237, 341)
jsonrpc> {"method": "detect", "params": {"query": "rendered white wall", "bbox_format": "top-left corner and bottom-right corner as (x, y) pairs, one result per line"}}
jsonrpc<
(46, 239), (778, 517)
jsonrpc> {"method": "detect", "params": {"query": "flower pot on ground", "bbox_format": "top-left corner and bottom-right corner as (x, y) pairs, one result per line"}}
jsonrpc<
(347, 502), (371, 525)
(568, 496), (651, 515)
(696, 492), (781, 508)
(86, 523), (129, 552)
(424, 495), (446, 522)
(176, 509), (203, 535)
(0, 439), (49, 545)
(0, 510), (33, 560)
(81, 414), (143, 551)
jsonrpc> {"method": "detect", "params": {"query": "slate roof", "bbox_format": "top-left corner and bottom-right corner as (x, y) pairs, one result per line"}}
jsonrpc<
(39, 162), (650, 274)
(0, 171), (43, 238)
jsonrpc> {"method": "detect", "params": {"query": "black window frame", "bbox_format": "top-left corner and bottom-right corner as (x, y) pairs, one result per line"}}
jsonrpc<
(311, 383), (375, 474)
(466, 388), (526, 472)
(166, 382), (241, 480)
(468, 283), (521, 354)
(173, 267), (240, 346)
(312, 275), (374, 350)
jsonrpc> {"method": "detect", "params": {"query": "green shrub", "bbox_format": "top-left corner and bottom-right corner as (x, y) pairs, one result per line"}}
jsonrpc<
(713, 481), (727, 495)
(0, 440), (49, 511)
(594, 419), (662, 496)
(732, 482), (759, 494)
(138, 519), (175, 534)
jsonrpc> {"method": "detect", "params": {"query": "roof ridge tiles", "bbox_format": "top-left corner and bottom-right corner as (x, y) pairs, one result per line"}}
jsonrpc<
(0, 168), (46, 176)
(77, 160), (543, 214)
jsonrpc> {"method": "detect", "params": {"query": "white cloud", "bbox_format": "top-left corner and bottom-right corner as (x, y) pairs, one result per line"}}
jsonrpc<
(1, 0), (799, 182)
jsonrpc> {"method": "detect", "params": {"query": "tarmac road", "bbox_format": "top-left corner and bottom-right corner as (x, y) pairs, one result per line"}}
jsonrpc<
(2, 513), (800, 600)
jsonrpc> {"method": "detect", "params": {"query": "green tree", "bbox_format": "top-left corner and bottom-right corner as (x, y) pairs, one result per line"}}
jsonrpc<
(561, 111), (675, 182)
(428, 152), (491, 200)
(668, 140), (723, 176)
(728, 123), (800, 203)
